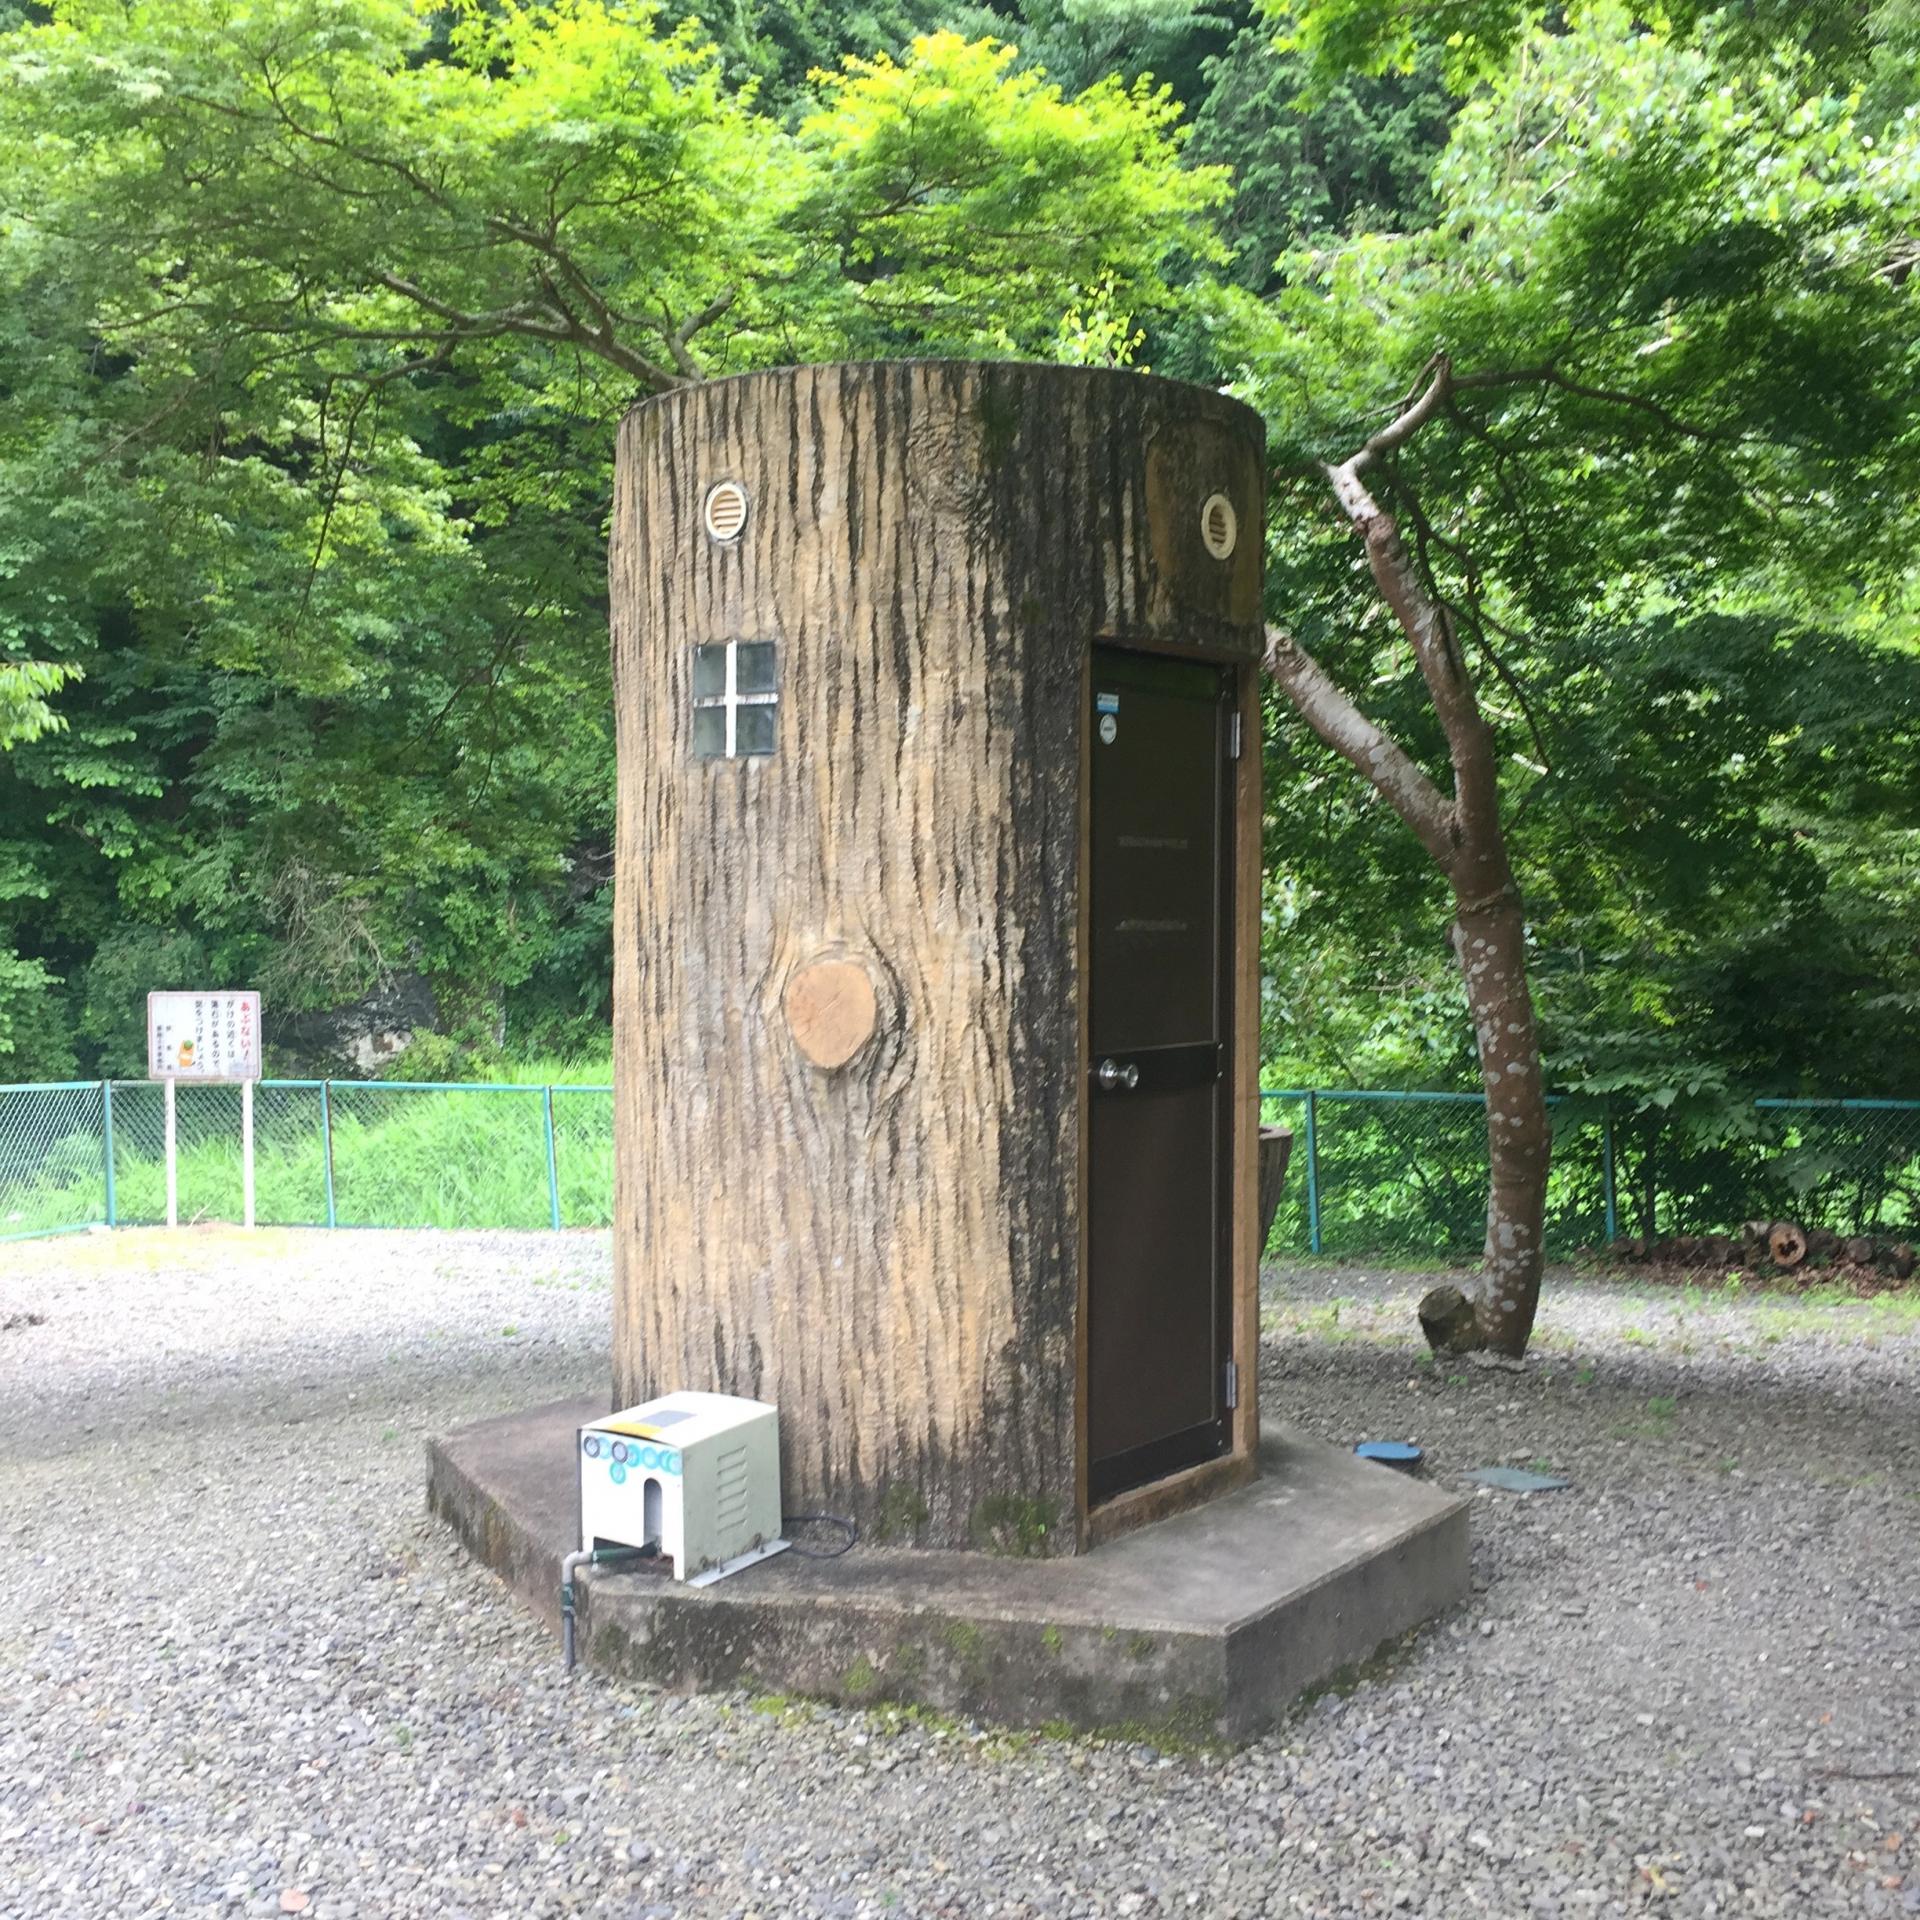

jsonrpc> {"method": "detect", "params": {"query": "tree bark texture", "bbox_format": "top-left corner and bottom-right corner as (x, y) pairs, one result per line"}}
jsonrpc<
(610, 362), (1265, 1548)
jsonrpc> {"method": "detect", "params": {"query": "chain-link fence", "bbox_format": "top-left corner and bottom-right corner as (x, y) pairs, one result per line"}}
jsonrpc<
(0, 1082), (109, 1241)
(4, 1077), (1916, 1256)
(0, 1078), (622, 1240)
(1263, 1090), (1920, 1259)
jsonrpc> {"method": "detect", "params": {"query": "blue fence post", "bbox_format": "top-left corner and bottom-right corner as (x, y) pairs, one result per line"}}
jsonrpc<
(319, 1081), (338, 1228)
(1304, 1088), (1323, 1255)
(542, 1086), (562, 1230)
(101, 1080), (117, 1227)
(1600, 1100), (1618, 1243)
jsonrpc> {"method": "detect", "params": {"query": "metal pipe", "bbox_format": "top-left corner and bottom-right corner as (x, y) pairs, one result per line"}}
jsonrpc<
(1304, 1088), (1323, 1256)
(101, 1080), (116, 1228)
(0, 1221), (99, 1245)
(542, 1086), (561, 1230)
(342, 1077), (612, 1094)
(560, 1543), (658, 1672)
(560, 1548), (594, 1672)
(319, 1080), (337, 1228)
(164, 1076), (177, 1229)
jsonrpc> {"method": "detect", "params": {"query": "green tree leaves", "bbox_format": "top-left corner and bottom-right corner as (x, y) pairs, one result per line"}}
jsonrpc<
(0, 0), (1224, 1070)
(803, 32), (1227, 354)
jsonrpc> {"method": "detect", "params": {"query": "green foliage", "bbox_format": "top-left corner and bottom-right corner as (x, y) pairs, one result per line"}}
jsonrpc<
(0, 0), (1912, 1127)
(0, 0), (1216, 1073)
(801, 32), (1229, 355)
(1187, 29), (1455, 290)
(673, 0), (973, 108)
(1261, 0), (1540, 93)
(0, 660), (76, 749)
(1235, 4), (1920, 1105)
(975, 0), (1238, 97)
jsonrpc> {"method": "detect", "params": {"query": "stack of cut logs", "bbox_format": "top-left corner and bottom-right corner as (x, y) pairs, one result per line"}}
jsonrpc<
(1604, 1223), (1916, 1277)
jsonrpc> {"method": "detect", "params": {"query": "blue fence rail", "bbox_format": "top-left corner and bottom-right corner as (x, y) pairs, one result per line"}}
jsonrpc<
(1260, 1089), (1920, 1259)
(2, 1078), (1916, 1257)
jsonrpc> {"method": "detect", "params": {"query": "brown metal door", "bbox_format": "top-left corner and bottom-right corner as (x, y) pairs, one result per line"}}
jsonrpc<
(1087, 647), (1235, 1503)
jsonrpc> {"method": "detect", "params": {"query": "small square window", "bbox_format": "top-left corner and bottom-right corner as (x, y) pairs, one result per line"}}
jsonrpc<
(735, 641), (777, 695)
(692, 644), (729, 698)
(690, 639), (779, 761)
(735, 704), (776, 755)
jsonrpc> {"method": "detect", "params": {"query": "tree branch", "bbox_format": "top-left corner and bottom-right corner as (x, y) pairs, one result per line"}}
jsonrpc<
(370, 271), (679, 389)
(1262, 625), (1456, 867)
(1347, 351), (1456, 477)
(664, 287), (737, 380)
(1325, 447), (1478, 754)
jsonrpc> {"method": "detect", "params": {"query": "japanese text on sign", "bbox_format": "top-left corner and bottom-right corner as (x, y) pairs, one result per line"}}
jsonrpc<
(147, 990), (263, 1081)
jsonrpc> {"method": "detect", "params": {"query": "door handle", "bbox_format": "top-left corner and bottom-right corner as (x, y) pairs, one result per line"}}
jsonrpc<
(1096, 1058), (1140, 1092)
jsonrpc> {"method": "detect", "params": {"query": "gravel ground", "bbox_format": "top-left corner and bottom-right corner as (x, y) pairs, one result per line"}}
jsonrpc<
(2, 1229), (1917, 1920)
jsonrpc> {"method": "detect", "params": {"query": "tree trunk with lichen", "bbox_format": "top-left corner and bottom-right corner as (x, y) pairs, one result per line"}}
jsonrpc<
(1442, 861), (1549, 1354)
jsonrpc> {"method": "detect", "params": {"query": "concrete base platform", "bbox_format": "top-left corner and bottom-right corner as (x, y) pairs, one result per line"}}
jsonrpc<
(428, 1398), (1469, 1742)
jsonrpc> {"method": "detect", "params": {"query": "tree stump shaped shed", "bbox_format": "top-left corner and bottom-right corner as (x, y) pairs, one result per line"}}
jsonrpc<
(611, 361), (1264, 1552)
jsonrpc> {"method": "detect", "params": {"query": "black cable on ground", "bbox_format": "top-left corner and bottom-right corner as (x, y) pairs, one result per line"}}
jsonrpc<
(783, 1511), (858, 1557)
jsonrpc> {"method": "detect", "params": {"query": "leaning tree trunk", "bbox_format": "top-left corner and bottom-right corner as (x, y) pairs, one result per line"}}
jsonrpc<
(1441, 846), (1550, 1355)
(1265, 355), (1551, 1358)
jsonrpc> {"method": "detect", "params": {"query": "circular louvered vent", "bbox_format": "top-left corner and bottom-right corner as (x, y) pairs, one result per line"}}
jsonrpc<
(703, 480), (749, 544)
(1199, 491), (1238, 561)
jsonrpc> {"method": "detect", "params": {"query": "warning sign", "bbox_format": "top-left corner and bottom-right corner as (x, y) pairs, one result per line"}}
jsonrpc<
(147, 990), (262, 1082)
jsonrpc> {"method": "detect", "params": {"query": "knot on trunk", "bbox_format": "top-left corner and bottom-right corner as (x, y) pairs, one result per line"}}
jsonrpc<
(1451, 881), (1521, 922)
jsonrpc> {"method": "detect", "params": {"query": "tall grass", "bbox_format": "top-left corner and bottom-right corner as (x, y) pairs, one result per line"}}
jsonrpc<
(2, 1065), (616, 1235)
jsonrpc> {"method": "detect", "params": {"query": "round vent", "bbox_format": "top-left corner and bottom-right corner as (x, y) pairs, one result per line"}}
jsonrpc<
(1199, 491), (1238, 561)
(703, 480), (749, 544)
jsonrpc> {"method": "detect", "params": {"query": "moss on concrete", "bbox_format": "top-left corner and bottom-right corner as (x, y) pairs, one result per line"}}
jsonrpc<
(1294, 1627), (1424, 1711)
(842, 1653), (884, 1701)
(871, 1484), (931, 1543)
(969, 1493), (1059, 1557)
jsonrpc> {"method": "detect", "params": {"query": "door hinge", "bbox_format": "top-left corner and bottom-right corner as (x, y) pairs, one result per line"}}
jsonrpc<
(1227, 711), (1243, 760)
(1222, 1359), (1239, 1410)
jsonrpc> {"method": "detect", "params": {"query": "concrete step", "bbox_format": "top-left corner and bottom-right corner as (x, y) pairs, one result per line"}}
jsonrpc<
(428, 1396), (1468, 1743)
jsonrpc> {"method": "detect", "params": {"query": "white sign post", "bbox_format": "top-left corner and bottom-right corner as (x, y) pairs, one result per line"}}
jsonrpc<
(147, 990), (264, 1228)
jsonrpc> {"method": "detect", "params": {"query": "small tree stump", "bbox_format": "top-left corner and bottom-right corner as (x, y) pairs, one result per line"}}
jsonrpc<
(1256, 1125), (1292, 1254)
(1418, 1284), (1481, 1354)
(1889, 1243), (1915, 1280)
(1768, 1221), (1809, 1270)
(1845, 1235), (1875, 1267)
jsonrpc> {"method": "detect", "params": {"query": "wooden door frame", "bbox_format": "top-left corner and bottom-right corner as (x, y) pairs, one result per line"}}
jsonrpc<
(1075, 639), (1262, 1549)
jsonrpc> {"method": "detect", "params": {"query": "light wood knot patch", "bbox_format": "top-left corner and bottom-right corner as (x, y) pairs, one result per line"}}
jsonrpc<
(784, 959), (878, 1070)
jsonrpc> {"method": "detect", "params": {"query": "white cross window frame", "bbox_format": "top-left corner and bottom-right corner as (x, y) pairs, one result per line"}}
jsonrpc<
(691, 641), (778, 758)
